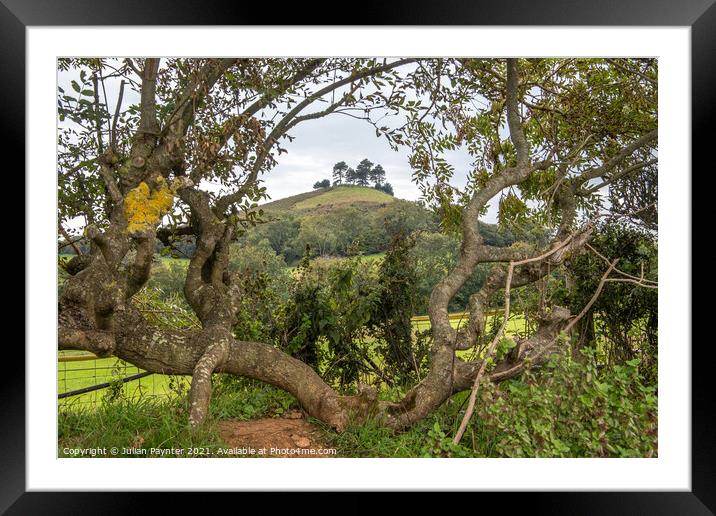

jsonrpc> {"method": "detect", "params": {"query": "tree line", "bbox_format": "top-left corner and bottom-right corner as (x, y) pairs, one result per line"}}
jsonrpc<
(313, 158), (393, 195)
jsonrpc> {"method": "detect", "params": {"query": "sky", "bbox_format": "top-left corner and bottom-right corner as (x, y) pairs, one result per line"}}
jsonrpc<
(58, 60), (504, 224)
(255, 109), (499, 214)
(225, 111), (504, 222)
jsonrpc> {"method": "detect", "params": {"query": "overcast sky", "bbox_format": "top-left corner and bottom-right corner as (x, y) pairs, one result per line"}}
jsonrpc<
(58, 61), (503, 223)
(256, 110), (502, 216)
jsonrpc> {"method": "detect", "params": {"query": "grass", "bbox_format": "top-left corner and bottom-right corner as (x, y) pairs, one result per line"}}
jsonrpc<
(57, 310), (525, 409)
(157, 256), (189, 265)
(56, 311), (616, 460)
(58, 354), (658, 459)
(56, 317), (521, 458)
(57, 254), (528, 458)
(58, 396), (224, 457)
(358, 252), (386, 263)
(58, 377), (303, 457)
(57, 373), (482, 458)
(317, 395), (479, 458)
(57, 375), (495, 458)
(260, 188), (328, 212)
(209, 376), (299, 420)
(292, 186), (394, 210)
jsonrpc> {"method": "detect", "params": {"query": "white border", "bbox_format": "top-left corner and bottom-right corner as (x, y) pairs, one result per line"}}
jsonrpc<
(27, 27), (691, 490)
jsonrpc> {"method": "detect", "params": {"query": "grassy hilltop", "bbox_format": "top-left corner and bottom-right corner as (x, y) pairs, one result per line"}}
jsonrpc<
(261, 185), (396, 213)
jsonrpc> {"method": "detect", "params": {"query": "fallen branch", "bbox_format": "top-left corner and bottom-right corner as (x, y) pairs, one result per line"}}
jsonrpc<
(453, 232), (603, 444)
(453, 263), (514, 444)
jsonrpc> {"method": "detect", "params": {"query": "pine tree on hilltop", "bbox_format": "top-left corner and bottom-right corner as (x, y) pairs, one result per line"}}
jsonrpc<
(370, 164), (386, 186)
(355, 158), (373, 186)
(332, 161), (348, 185)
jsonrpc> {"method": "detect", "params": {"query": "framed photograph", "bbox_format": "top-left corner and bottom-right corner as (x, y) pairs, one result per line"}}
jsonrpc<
(7, 0), (711, 511)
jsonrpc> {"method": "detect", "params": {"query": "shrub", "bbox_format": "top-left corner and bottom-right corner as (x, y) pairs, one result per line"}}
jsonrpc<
(567, 223), (658, 383)
(228, 239), (289, 342)
(371, 233), (430, 384)
(374, 182), (394, 196)
(272, 253), (380, 388)
(475, 347), (657, 457)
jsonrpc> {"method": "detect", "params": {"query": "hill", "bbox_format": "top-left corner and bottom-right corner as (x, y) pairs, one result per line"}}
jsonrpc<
(247, 185), (429, 262)
(261, 185), (395, 214)
(60, 185), (532, 263)
(59, 186), (401, 258)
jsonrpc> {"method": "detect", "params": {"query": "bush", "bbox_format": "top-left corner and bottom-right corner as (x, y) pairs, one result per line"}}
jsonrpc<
(374, 182), (394, 196)
(567, 223), (658, 382)
(371, 233), (430, 384)
(228, 240), (289, 342)
(272, 252), (380, 388)
(272, 238), (432, 389)
(229, 238), (289, 285)
(474, 346), (658, 457)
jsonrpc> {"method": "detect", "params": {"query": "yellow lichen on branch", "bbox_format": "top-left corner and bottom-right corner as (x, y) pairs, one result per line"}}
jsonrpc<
(124, 177), (175, 235)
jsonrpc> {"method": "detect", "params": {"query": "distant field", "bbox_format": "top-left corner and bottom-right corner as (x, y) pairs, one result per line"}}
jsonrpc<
(412, 312), (525, 334)
(360, 252), (385, 262)
(260, 189), (327, 212)
(307, 252), (385, 265)
(157, 256), (189, 265)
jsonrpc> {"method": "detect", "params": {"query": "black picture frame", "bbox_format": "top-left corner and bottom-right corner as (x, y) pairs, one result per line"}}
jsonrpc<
(5, 0), (711, 512)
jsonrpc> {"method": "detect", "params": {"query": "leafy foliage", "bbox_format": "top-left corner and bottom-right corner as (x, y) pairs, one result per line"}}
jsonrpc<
(145, 259), (189, 301)
(475, 348), (657, 457)
(229, 240), (289, 343)
(273, 252), (379, 387)
(238, 193), (438, 261)
(57, 57), (659, 457)
(567, 223), (658, 382)
(371, 234), (430, 384)
(374, 182), (394, 196)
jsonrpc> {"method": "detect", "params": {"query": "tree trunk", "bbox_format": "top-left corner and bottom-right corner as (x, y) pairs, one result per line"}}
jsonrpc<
(60, 285), (572, 432)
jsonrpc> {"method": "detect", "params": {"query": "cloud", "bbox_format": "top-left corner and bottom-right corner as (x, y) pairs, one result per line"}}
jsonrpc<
(59, 61), (500, 223)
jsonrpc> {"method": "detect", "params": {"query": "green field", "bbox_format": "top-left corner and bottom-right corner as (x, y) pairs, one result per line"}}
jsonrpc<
(157, 256), (189, 265)
(58, 355), (190, 409)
